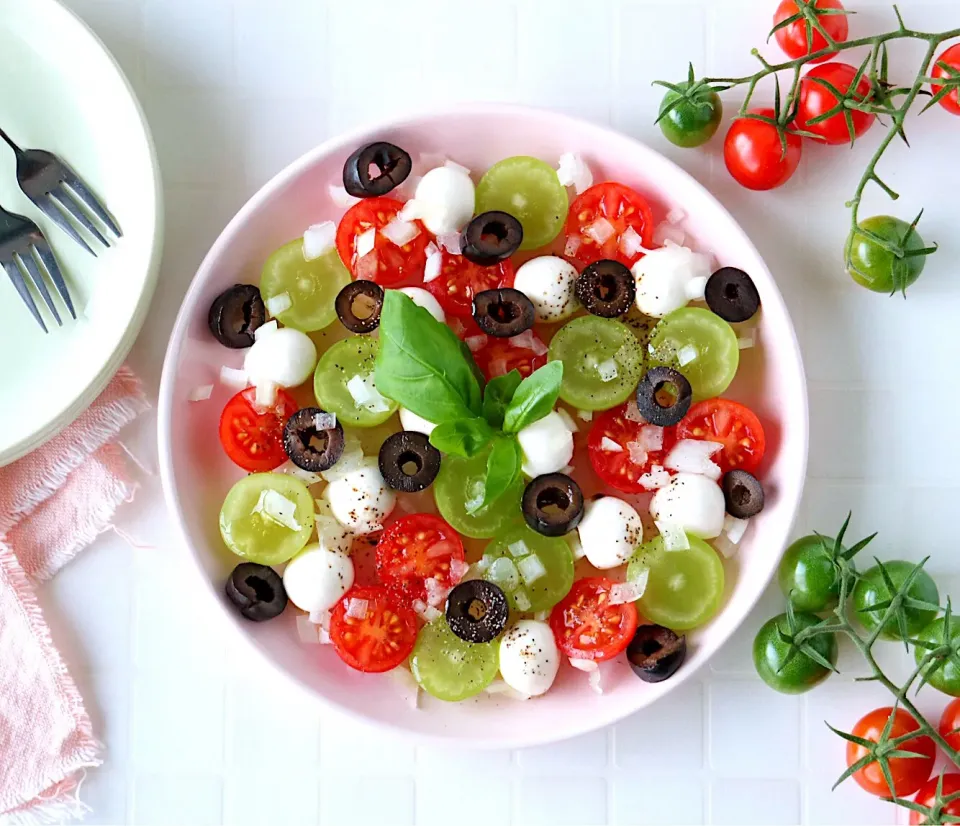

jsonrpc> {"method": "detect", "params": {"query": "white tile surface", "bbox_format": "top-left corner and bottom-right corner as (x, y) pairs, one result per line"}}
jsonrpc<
(709, 779), (801, 826)
(319, 776), (415, 826)
(518, 776), (608, 826)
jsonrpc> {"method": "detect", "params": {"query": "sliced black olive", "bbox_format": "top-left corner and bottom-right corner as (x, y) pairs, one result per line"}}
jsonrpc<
(335, 280), (384, 333)
(461, 211), (523, 265)
(575, 260), (636, 318)
(705, 267), (761, 323)
(208, 284), (265, 348)
(636, 366), (692, 427)
(226, 562), (288, 621)
(627, 625), (686, 682)
(472, 288), (535, 338)
(522, 473), (584, 537)
(378, 431), (441, 492)
(722, 469), (765, 518)
(283, 407), (345, 472)
(445, 580), (509, 643)
(342, 142), (412, 198)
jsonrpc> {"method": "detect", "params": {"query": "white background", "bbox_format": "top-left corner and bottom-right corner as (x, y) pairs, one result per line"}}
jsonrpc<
(36, 0), (960, 824)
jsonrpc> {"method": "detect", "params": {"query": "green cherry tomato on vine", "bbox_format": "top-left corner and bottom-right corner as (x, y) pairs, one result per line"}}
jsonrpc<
(852, 560), (939, 641)
(658, 83), (723, 148)
(914, 617), (960, 697)
(754, 612), (837, 694)
(777, 534), (846, 613)
(847, 215), (929, 294)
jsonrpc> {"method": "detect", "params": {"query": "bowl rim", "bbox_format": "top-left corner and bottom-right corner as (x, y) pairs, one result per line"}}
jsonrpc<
(157, 102), (809, 748)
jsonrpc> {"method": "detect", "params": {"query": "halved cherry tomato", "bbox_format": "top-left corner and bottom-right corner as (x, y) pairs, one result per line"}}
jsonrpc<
(564, 182), (654, 268)
(677, 399), (766, 475)
(335, 197), (429, 286)
(587, 403), (677, 494)
(329, 585), (418, 673)
(773, 0), (848, 63)
(471, 332), (548, 380)
(910, 774), (960, 825)
(932, 43), (960, 116)
(846, 707), (935, 797)
(550, 577), (639, 661)
(795, 62), (874, 145)
(939, 698), (960, 752)
(724, 109), (802, 191)
(218, 387), (298, 472)
(426, 250), (515, 318)
(376, 514), (465, 602)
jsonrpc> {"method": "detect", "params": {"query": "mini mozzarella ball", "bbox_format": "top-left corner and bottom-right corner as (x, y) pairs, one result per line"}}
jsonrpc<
(411, 166), (475, 235)
(517, 410), (574, 477)
(326, 463), (396, 534)
(499, 620), (560, 697)
(632, 244), (712, 318)
(398, 407), (437, 437)
(514, 256), (581, 323)
(398, 287), (445, 323)
(578, 496), (644, 569)
(283, 543), (354, 614)
(243, 327), (317, 388)
(650, 472), (725, 539)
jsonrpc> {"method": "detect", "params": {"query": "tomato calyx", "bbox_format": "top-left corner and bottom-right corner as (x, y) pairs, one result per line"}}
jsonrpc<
(907, 773), (960, 825)
(653, 62), (728, 127)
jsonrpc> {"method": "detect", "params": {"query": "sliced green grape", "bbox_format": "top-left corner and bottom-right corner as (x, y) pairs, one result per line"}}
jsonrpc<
(482, 526), (574, 613)
(475, 156), (568, 250)
(647, 307), (739, 401)
(219, 473), (315, 565)
(433, 448), (524, 539)
(313, 336), (398, 427)
(260, 241), (351, 332)
(548, 316), (644, 410)
(410, 617), (499, 701)
(627, 534), (725, 631)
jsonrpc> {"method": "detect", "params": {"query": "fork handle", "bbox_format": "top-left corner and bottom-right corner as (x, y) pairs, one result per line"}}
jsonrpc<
(0, 127), (23, 154)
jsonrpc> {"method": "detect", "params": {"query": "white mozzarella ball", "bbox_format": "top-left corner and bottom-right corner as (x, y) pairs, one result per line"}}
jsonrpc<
(517, 411), (574, 477)
(632, 244), (712, 318)
(411, 167), (475, 235)
(244, 327), (317, 388)
(650, 472), (725, 539)
(398, 287), (445, 323)
(398, 407), (437, 437)
(326, 463), (396, 534)
(514, 256), (581, 322)
(577, 496), (644, 569)
(499, 620), (560, 697)
(283, 543), (354, 614)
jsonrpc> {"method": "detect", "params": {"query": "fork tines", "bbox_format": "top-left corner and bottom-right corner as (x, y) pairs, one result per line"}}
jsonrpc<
(2, 242), (75, 333)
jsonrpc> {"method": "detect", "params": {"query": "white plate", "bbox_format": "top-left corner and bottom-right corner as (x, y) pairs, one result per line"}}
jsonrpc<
(0, 0), (162, 466)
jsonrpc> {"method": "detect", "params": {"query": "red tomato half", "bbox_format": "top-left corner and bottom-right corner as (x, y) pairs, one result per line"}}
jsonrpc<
(910, 773), (960, 825)
(588, 404), (677, 494)
(335, 197), (429, 286)
(677, 399), (766, 476)
(329, 586), (418, 673)
(218, 387), (298, 472)
(795, 62), (875, 144)
(724, 109), (802, 191)
(846, 707), (935, 797)
(564, 183), (654, 268)
(472, 332), (548, 380)
(550, 577), (639, 662)
(932, 43), (960, 116)
(773, 0), (848, 63)
(426, 250), (515, 318)
(376, 514), (465, 602)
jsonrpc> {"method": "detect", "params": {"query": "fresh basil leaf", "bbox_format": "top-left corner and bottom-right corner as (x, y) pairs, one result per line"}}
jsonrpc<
(502, 361), (564, 434)
(470, 436), (522, 514)
(429, 418), (494, 458)
(375, 291), (483, 424)
(481, 370), (523, 429)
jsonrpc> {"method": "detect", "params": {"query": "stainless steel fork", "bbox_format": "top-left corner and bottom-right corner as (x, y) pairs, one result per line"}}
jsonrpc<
(0, 127), (122, 256)
(0, 205), (74, 332)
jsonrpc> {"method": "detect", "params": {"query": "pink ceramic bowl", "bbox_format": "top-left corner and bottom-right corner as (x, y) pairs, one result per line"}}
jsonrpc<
(158, 105), (808, 748)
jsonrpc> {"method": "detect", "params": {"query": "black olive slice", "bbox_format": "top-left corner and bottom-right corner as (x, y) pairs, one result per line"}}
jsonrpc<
(226, 562), (288, 621)
(627, 625), (686, 682)
(575, 260), (636, 318)
(636, 366), (692, 427)
(342, 142), (412, 198)
(522, 473), (584, 537)
(705, 267), (761, 323)
(378, 431), (441, 493)
(722, 469), (765, 518)
(445, 580), (509, 643)
(335, 280), (384, 333)
(283, 408), (345, 472)
(208, 284), (265, 348)
(472, 288), (536, 338)
(461, 211), (523, 265)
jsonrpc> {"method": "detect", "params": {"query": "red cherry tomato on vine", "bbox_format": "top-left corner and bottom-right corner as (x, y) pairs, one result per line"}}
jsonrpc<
(939, 698), (960, 753)
(931, 43), (960, 116)
(773, 0), (849, 63)
(910, 774), (960, 825)
(846, 707), (936, 798)
(723, 109), (802, 191)
(795, 62), (875, 144)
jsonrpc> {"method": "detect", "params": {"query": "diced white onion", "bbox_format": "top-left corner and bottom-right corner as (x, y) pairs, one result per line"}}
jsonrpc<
(677, 344), (698, 367)
(653, 221), (686, 247)
(320, 437), (367, 482)
(624, 399), (645, 423)
(297, 614), (320, 644)
(276, 460), (322, 486)
(484, 679), (531, 701)
(639, 464), (672, 490)
(507, 540), (530, 558)
(656, 520), (690, 551)
(620, 225), (646, 259)
(556, 408), (578, 433)
(665, 440), (723, 480)
(309, 608), (332, 628)
(588, 666), (604, 695)
(577, 409), (593, 422)
(356, 251), (379, 281)
(303, 221), (337, 261)
(388, 666), (421, 710)
(252, 489), (302, 531)
(714, 533), (739, 559)
(355, 227), (376, 258)
(487, 359), (508, 378)
(685, 275), (708, 301)
(437, 231), (462, 253)
(564, 236), (582, 258)
(220, 365), (249, 390)
(329, 185), (360, 209)
(514, 589), (532, 611)
(465, 335), (488, 353)
(518, 553), (547, 586)
(596, 358), (618, 382)
(568, 658), (598, 673)
(585, 217), (616, 245)
(254, 380), (278, 409)
(601, 437), (623, 453)
(418, 151), (447, 170)
(556, 152), (593, 194)
(511, 329), (548, 357)
(423, 243), (442, 283)
(566, 532), (586, 561)
(424, 577), (452, 608)
(444, 159), (471, 176)
(610, 569), (649, 604)
(627, 440), (648, 467)
(426, 540), (459, 559)
(639, 425), (664, 452)
(724, 513), (750, 545)
(188, 384), (213, 402)
(381, 218), (421, 247)
(314, 412), (337, 430)
(487, 557), (520, 591)
(398, 199), (423, 222)
(738, 330), (757, 350)
(412, 599), (442, 623)
(346, 374), (391, 413)
(667, 207), (687, 224)
(265, 291), (292, 317)
(254, 320), (278, 341)
(450, 558), (470, 582)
